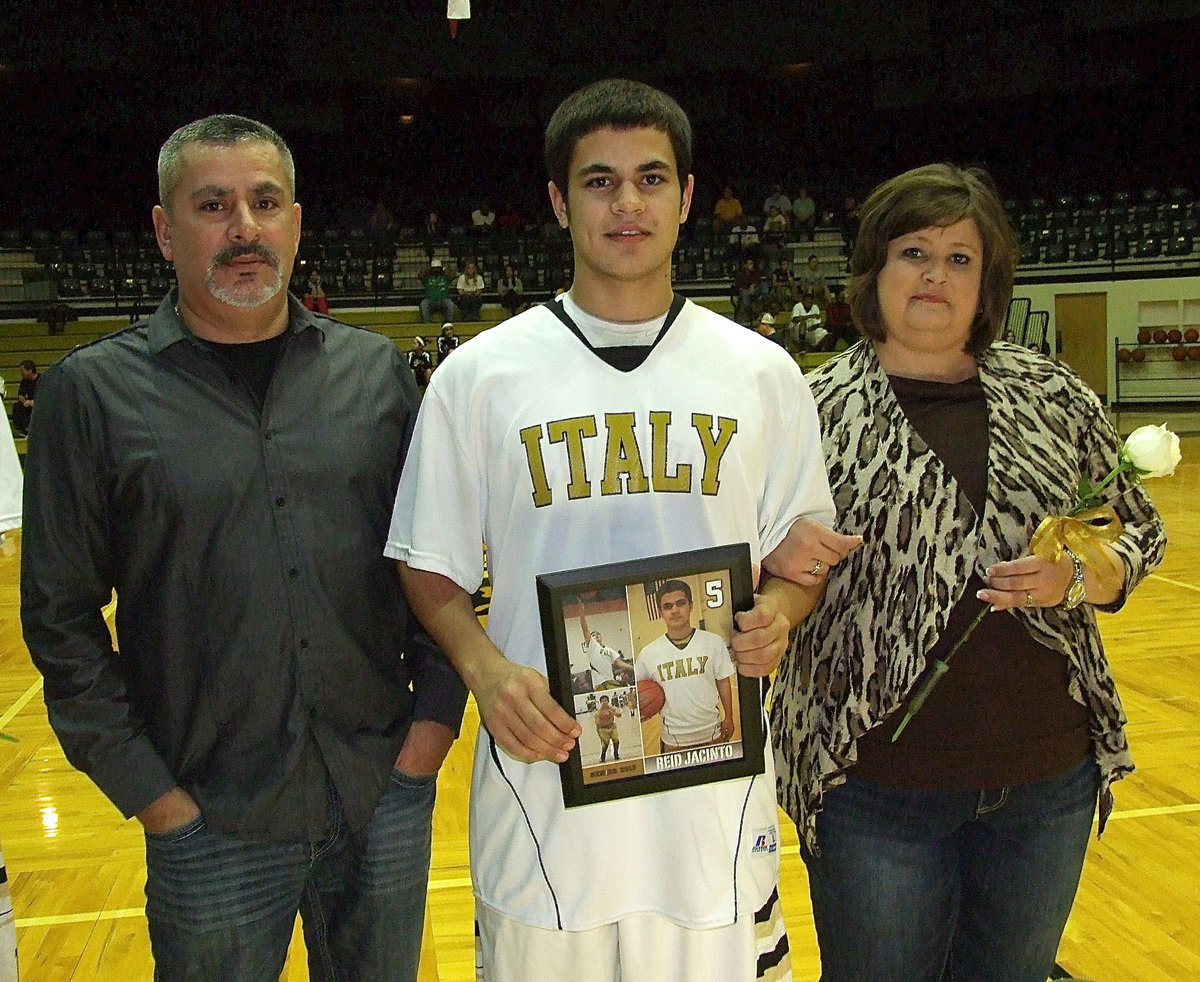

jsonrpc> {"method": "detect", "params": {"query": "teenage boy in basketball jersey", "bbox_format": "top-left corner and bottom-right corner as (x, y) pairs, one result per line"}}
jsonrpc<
(593, 695), (621, 762)
(388, 79), (849, 982)
(579, 607), (632, 689)
(635, 580), (735, 752)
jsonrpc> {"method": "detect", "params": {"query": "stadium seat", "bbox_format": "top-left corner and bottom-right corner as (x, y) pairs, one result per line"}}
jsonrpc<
(1135, 238), (1162, 258)
(1074, 239), (1099, 261)
(1042, 242), (1068, 263)
(1166, 235), (1193, 256)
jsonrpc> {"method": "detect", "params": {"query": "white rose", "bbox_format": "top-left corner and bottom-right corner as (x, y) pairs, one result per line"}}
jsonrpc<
(1123, 423), (1182, 478)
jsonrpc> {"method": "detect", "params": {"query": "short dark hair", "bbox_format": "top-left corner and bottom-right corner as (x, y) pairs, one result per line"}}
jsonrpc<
(544, 79), (693, 202)
(158, 114), (295, 211)
(847, 163), (1018, 355)
(19, 359), (37, 373)
(655, 579), (692, 608)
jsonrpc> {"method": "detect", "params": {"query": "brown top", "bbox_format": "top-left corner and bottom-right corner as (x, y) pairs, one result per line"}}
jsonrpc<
(853, 373), (1089, 790)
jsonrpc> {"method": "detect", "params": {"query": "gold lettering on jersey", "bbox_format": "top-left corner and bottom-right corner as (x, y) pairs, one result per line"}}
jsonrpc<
(650, 410), (691, 492)
(547, 416), (598, 500)
(656, 655), (709, 681)
(600, 413), (650, 495)
(519, 413), (738, 507)
(692, 414), (737, 495)
(519, 425), (552, 507)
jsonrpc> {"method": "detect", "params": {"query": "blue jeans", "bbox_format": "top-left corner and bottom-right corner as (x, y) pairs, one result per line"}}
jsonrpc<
(144, 769), (437, 982)
(804, 759), (1098, 982)
(420, 298), (458, 323)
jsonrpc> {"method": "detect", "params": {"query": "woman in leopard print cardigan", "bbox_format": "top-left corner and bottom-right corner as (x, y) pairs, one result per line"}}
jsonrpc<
(768, 164), (1167, 981)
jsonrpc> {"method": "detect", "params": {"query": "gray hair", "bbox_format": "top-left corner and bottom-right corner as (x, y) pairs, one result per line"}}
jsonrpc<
(158, 114), (295, 210)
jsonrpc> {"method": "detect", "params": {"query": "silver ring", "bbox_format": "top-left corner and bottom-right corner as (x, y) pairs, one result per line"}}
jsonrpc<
(1025, 591), (1034, 607)
(810, 560), (824, 576)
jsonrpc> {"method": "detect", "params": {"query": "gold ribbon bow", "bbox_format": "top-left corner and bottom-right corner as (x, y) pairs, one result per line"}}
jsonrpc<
(1029, 506), (1123, 569)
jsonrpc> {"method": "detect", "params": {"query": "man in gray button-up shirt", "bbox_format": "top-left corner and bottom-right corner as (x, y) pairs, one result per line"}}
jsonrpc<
(20, 114), (465, 982)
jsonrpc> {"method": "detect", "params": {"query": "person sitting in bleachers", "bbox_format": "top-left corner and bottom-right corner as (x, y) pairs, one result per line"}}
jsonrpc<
(712, 185), (743, 234)
(732, 256), (761, 327)
(455, 259), (486, 320)
(302, 270), (329, 315)
(12, 360), (39, 437)
(437, 322), (460, 364)
(796, 254), (829, 303)
(770, 258), (797, 311)
(824, 286), (856, 349)
(792, 187), (816, 238)
(408, 336), (433, 388)
(763, 184), (793, 227)
(496, 263), (525, 318)
(420, 260), (458, 323)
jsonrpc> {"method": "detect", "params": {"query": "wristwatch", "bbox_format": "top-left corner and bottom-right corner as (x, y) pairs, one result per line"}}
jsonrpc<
(1061, 547), (1086, 610)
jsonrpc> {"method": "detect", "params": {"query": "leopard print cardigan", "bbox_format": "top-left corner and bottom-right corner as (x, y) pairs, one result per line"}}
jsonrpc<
(771, 339), (1167, 848)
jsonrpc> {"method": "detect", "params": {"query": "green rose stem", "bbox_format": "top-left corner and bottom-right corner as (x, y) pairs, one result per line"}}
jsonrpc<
(0, 733), (16, 744)
(1072, 458), (1145, 515)
(890, 602), (991, 743)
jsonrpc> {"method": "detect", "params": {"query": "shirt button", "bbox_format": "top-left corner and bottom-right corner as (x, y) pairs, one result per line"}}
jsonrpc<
(299, 638), (309, 649)
(275, 496), (286, 506)
(289, 568), (299, 578)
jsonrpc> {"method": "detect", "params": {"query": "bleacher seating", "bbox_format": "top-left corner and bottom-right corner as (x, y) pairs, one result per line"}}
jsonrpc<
(1, 186), (1195, 317)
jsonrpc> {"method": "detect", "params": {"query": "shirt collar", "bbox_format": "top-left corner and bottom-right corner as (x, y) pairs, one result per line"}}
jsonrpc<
(146, 288), (325, 355)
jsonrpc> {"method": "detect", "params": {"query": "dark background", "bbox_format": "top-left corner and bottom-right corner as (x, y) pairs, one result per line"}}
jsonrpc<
(1, 0), (1197, 233)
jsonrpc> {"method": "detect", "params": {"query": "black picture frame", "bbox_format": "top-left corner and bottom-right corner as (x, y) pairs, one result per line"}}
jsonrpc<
(536, 543), (764, 808)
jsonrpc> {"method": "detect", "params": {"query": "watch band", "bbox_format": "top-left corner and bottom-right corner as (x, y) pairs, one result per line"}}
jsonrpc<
(1061, 546), (1086, 610)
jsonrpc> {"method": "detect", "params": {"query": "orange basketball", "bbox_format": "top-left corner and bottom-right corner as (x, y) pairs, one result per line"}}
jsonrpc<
(637, 679), (665, 720)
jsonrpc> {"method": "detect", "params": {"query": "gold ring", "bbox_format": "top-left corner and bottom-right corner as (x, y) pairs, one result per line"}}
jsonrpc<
(1025, 591), (1034, 607)
(810, 560), (824, 576)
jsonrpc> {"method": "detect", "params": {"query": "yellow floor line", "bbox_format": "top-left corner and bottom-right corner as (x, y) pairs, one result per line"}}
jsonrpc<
(17, 907), (144, 927)
(0, 678), (43, 731)
(1147, 572), (1200, 594)
(1103, 801), (1200, 820)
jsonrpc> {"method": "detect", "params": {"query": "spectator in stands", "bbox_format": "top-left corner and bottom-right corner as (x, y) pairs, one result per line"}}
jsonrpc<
(409, 336), (433, 388)
(437, 322), (460, 364)
(732, 256), (760, 326)
(455, 259), (486, 320)
(790, 290), (829, 352)
(12, 360), (39, 437)
(471, 202), (497, 234)
(762, 205), (788, 268)
(497, 202), (522, 235)
(423, 210), (444, 242)
(368, 199), (396, 240)
(840, 195), (861, 254)
(763, 184), (793, 225)
(792, 187), (816, 238)
(770, 258), (797, 310)
(729, 215), (759, 257)
(302, 269), (329, 315)
(420, 260), (458, 323)
(824, 286), (856, 348)
(797, 254), (829, 303)
(496, 263), (525, 318)
(755, 312), (787, 347)
(712, 185), (743, 234)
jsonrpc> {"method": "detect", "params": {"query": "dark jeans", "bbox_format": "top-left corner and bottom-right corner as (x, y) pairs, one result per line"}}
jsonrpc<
(144, 769), (437, 982)
(457, 293), (483, 320)
(804, 758), (1098, 982)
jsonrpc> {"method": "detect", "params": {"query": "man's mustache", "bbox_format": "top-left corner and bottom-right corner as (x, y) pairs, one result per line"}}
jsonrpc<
(210, 243), (282, 270)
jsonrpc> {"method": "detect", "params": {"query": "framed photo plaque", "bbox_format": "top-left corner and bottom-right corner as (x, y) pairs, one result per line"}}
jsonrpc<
(536, 543), (765, 807)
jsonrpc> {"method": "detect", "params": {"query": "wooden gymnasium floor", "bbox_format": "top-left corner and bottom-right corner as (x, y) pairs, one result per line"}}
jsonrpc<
(1, 415), (1197, 981)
